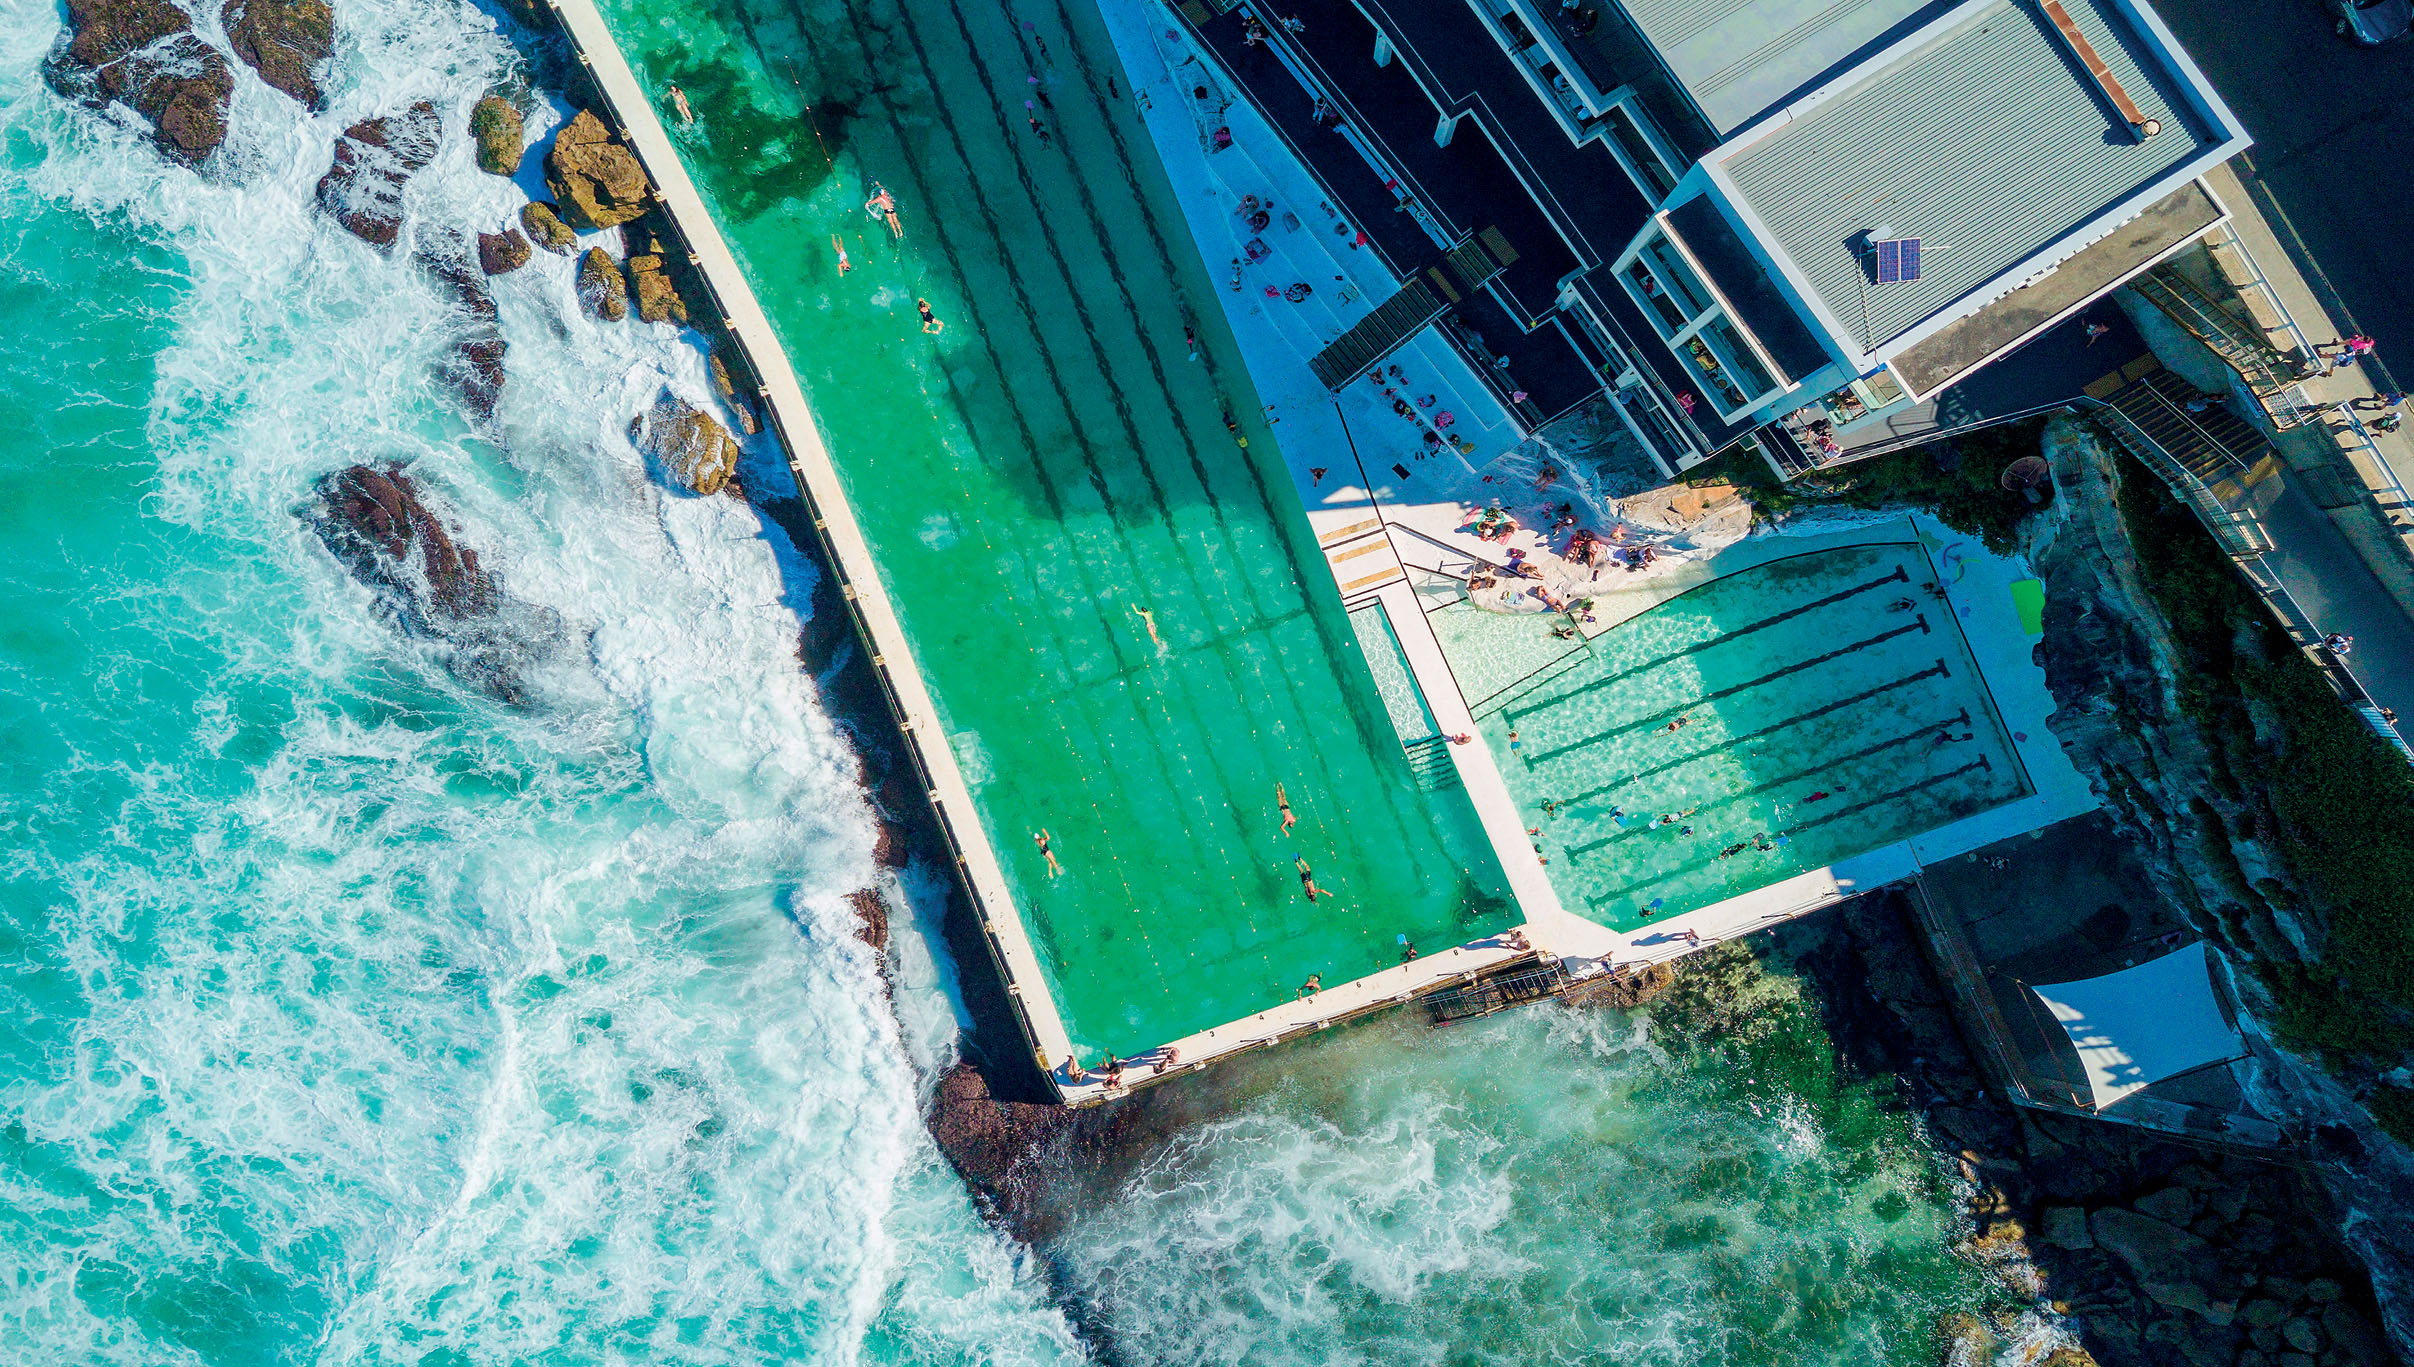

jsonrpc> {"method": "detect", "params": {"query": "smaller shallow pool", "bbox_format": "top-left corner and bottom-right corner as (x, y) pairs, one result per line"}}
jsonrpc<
(1449, 543), (2030, 927)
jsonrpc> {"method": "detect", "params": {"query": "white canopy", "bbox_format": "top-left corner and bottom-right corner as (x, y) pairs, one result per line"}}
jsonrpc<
(2028, 943), (2243, 1111)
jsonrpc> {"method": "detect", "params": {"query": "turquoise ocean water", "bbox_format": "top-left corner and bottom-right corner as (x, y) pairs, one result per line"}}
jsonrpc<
(0, 0), (2018, 1360)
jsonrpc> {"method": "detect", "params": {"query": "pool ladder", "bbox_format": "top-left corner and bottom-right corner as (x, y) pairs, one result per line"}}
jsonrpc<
(1401, 734), (1464, 792)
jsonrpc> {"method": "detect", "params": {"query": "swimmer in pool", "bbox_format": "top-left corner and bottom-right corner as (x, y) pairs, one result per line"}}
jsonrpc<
(667, 83), (695, 126)
(918, 298), (944, 334)
(832, 235), (852, 275)
(1293, 853), (1333, 902)
(1132, 604), (1163, 649)
(1277, 783), (1297, 835)
(1034, 828), (1062, 877)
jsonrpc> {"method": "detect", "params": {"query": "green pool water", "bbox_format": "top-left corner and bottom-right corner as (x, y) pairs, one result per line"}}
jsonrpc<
(1450, 544), (2030, 927)
(590, 0), (1514, 1056)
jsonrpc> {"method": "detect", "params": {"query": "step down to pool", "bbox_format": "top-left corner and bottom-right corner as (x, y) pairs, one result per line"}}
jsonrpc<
(1425, 955), (1562, 1023)
(1402, 734), (1464, 792)
(1308, 230), (1518, 391)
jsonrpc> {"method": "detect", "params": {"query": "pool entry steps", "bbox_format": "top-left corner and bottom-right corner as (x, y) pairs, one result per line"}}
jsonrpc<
(552, 0), (2091, 1105)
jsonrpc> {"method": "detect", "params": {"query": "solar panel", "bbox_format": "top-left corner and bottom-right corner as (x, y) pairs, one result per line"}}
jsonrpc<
(1871, 237), (1924, 284)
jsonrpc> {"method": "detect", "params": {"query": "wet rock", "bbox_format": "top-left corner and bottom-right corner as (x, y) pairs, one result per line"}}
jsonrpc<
(2092, 1207), (2217, 1314)
(2321, 1302), (2390, 1366)
(477, 227), (531, 276)
(1560, 959), (1675, 1009)
(221, 0), (331, 109)
(1937, 1311), (1997, 1365)
(2038, 1349), (2100, 1367)
(711, 341), (760, 436)
(520, 200), (577, 254)
(624, 252), (688, 325)
(847, 888), (889, 951)
(1930, 1103), (2018, 1153)
(1958, 1214), (2028, 1262)
(544, 109), (650, 229)
(2243, 1299), (2292, 1330)
(308, 465), (491, 621)
(2042, 1205), (2094, 1250)
(316, 102), (440, 249)
(2145, 1315), (2234, 1367)
(2282, 1318), (2323, 1354)
(576, 247), (626, 321)
(46, 0), (234, 163)
(2305, 1279), (2343, 1304)
(631, 391), (739, 496)
(415, 232), (507, 422)
(2134, 1187), (2196, 1225)
(469, 94), (523, 176)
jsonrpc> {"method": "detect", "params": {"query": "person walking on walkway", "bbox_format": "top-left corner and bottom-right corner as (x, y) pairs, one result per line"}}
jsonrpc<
(2325, 632), (2356, 658)
(2353, 391), (2407, 412)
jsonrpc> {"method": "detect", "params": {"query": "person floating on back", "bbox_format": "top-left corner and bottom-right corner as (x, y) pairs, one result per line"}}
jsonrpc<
(667, 83), (695, 126)
(1034, 828), (1062, 877)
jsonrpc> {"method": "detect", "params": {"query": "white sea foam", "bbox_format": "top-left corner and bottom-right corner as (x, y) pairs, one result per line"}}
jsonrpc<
(0, 1), (1080, 1362)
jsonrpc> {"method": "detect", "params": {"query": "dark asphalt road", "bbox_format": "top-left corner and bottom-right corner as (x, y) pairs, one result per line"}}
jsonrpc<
(2157, 0), (2414, 392)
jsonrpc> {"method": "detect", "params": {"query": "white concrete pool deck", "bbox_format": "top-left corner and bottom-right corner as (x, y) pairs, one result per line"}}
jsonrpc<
(1107, 8), (2099, 986)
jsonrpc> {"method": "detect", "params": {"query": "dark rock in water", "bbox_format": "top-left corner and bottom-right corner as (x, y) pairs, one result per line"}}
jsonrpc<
(415, 232), (507, 422)
(577, 246), (627, 321)
(847, 889), (889, 951)
(520, 201), (577, 255)
(46, 0), (234, 163)
(631, 391), (739, 495)
(469, 94), (523, 177)
(304, 465), (554, 704)
(1560, 959), (1673, 1009)
(545, 110), (651, 230)
(709, 344), (761, 436)
(221, 0), (332, 110)
(477, 227), (531, 276)
(628, 393), (739, 497)
(316, 102), (440, 249)
(929, 1060), (1210, 1246)
(624, 253), (687, 326)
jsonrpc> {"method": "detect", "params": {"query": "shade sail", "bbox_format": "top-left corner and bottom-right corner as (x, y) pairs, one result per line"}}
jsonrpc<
(2028, 943), (2243, 1111)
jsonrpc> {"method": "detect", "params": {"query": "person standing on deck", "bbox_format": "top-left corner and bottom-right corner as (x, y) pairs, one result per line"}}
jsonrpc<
(1277, 783), (1297, 835)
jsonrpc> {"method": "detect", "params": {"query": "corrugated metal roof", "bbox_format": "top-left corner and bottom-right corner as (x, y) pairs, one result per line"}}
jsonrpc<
(1616, 0), (1943, 133)
(1719, 0), (2209, 355)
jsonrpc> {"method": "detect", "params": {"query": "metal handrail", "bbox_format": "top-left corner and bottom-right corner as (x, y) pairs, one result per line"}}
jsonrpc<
(2131, 267), (2312, 428)
(2078, 397), (2275, 559)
